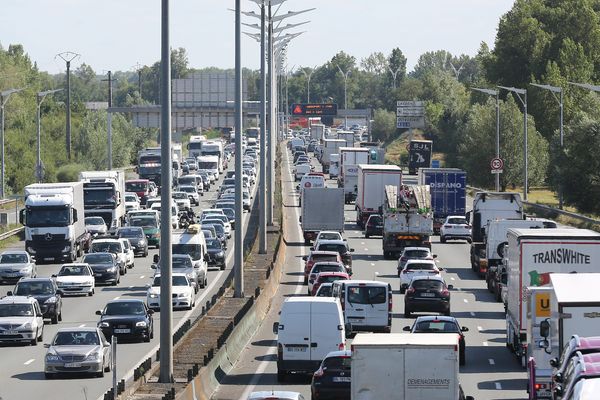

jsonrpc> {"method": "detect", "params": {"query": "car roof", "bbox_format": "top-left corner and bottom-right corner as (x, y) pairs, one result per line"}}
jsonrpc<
(93, 238), (120, 243)
(316, 239), (346, 245)
(106, 299), (145, 305)
(317, 272), (348, 278)
(324, 349), (352, 358)
(312, 261), (344, 266)
(402, 247), (431, 252)
(0, 296), (38, 305)
(309, 251), (340, 257)
(0, 250), (29, 256)
(414, 315), (459, 323)
(317, 231), (341, 235)
(56, 326), (99, 333)
(15, 277), (54, 283)
(60, 263), (90, 268)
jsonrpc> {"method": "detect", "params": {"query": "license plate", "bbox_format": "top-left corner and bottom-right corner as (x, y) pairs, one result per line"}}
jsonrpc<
(421, 292), (435, 297)
(537, 391), (551, 399)
(348, 318), (363, 322)
(44, 257), (54, 261)
(114, 329), (130, 334)
(333, 376), (351, 382)
(4, 331), (18, 335)
(95, 273), (102, 277)
(287, 346), (306, 352)
(4, 273), (17, 278)
(64, 362), (82, 368)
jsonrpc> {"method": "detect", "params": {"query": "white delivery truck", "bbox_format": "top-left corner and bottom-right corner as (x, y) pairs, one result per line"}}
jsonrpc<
(171, 224), (209, 286)
(337, 130), (356, 147)
(187, 135), (207, 158)
(356, 164), (402, 228)
(79, 170), (126, 234)
(339, 147), (369, 203)
(200, 141), (224, 172)
(329, 154), (340, 178)
(351, 333), (473, 400)
(526, 274), (600, 400)
(506, 228), (600, 366)
(301, 188), (344, 245)
(21, 182), (90, 262)
(310, 124), (325, 141)
(197, 155), (221, 179)
(273, 297), (346, 382)
(321, 138), (345, 173)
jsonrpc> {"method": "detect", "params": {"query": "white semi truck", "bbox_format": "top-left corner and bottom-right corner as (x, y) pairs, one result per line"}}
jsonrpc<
(21, 182), (90, 262)
(356, 164), (402, 228)
(187, 135), (207, 158)
(505, 228), (600, 367)
(79, 170), (126, 234)
(301, 187), (345, 245)
(320, 138), (345, 174)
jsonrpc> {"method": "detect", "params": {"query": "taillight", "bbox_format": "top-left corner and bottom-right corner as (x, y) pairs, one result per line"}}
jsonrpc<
(388, 291), (393, 311)
(406, 288), (415, 294)
(314, 367), (324, 378)
(400, 257), (407, 261)
(441, 289), (449, 296)
(338, 342), (345, 350)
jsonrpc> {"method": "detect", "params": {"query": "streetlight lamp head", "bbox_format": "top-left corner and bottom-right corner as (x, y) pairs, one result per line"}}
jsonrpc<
(471, 87), (498, 96)
(530, 83), (562, 93)
(498, 85), (526, 95)
(568, 81), (600, 93)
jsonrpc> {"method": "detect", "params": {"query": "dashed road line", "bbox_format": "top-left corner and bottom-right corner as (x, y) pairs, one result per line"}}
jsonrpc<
(483, 341), (489, 346)
(477, 326), (483, 332)
(78, 324), (86, 328)
(140, 275), (145, 279)
(370, 263), (375, 266)
(488, 359), (495, 365)
(463, 298), (469, 303)
(450, 277), (455, 280)
(24, 359), (34, 365)
(113, 296), (120, 300)
(469, 311), (476, 317)
(495, 382), (502, 390)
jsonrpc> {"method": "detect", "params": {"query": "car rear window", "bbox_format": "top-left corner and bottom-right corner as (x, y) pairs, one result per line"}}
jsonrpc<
(412, 280), (444, 290)
(347, 286), (386, 304)
(405, 263), (436, 270)
(404, 250), (430, 258)
(415, 321), (459, 333)
(447, 218), (467, 225)
(312, 254), (337, 263)
(317, 244), (347, 254)
(313, 264), (343, 274)
(323, 356), (351, 370)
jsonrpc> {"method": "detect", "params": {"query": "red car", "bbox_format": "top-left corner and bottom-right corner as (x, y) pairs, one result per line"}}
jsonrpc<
(311, 272), (349, 296)
(302, 251), (342, 285)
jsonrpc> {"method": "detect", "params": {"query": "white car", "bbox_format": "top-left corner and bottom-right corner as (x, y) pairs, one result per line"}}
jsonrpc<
(171, 191), (192, 211)
(146, 273), (195, 311)
(152, 254), (199, 293)
(203, 215), (232, 237)
(150, 201), (178, 229)
(397, 247), (436, 276)
(314, 231), (344, 248)
(54, 263), (95, 296)
(440, 215), (472, 243)
(0, 251), (37, 283)
(399, 259), (442, 294)
(124, 192), (140, 212)
(0, 295), (44, 345)
(200, 209), (225, 221)
(118, 238), (135, 269)
(178, 185), (200, 206)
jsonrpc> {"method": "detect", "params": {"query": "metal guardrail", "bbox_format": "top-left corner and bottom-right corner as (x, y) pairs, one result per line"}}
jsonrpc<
(467, 186), (600, 226)
(0, 227), (23, 241)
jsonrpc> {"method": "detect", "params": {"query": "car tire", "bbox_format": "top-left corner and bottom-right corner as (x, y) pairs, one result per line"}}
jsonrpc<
(460, 349), (466, 366)
(144, 249), (148, 257)
(220, 264), (225, 270)
(38, 328), (43, 342)
(150, 328), (154, 340)
(144, 333), (151, 343)
(51, 313), (59, 325)
(404, 308), (411, 318)
(277, 369), (286, 382)
(440, 236), (447, 243)
(400, 286), (406, 294)
(44, 373), (53, 380)
(303, 277), (308, 285)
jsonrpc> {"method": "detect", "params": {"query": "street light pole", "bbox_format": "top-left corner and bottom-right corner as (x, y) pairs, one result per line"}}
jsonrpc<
(531, 83), (564, 208)
(258, 0), (267, 254)
(301, 67), (315, 103)
(0, 88), (23, 198)
(337, 65), (350, 128)
(499, 86), (528, 201)
(471, 87), (500, 191)
(36, 89), (63, 183)
(158, 0), (173, 384)
(387, 66), (402, 90)
(234, 0), (244, 298)
(56, 52), (80, 161)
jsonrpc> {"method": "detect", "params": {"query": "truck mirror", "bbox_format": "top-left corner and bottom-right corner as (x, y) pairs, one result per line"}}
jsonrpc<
(539, 339), (549, 349)
(272, 322), (279, 334)
(540, 319), (550, 338)
(153, 254), (159, 263)
(72, 209), (78, 223)
(403, 326), (411, 331)
(465, 212), (471, 224)
(549, 357), (559, 368)
(19, 209), (25, 225)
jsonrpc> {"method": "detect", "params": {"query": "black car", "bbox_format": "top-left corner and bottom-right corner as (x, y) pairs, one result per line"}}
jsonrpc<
(403, 315), (468, 365)
(117, 227), (148, 257)
(96, 299), (153, 342)
(82, 252), (120, 285)
(364, 214), (383, 238)
(203, 223), (227, 249)
(10, 278), (62, 324)
(404, 276), (451, 318)
(311, 350), (351, 400)
(206, 238), (226, 270)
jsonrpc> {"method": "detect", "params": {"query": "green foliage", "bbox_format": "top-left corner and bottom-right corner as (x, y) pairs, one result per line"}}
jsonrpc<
(371, 109), (397, 142)
(56, 164), (87, 182)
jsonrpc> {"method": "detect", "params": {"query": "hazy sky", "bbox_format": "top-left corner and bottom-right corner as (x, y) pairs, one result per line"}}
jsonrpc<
(0, 0), (515, 75)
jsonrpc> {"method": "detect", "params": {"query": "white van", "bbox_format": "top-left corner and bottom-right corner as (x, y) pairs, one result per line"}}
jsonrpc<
(150, 201), (178, 228)
(197, 155), (221, 178)
(171, 224), (208, 288)
(331, 280), (392, 334)
(273, 297), (346, 381)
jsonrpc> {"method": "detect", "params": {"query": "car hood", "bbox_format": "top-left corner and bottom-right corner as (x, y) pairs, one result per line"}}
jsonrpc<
(100, 315), (147, 324)
(0, 263), (30, 270)
(89, 263), (115, 271)
(0, 317), (35, 327)
(207, 248), (224, 255)
(56, 276), (93, 284)
(51, 345), (102, 358)
(147, 286), (190, 296)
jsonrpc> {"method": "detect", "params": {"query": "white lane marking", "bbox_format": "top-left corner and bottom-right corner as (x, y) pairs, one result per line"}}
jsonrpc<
(240, 349), (277, 399)
(483, 341), (489, 347)
(113, 296), (120, 300)
(79, 324), (86, 328)
(129, 285), (134, 289)
(463, 298), (468, 303)
(370, 263), (375, 266)
(495, 382), (502, 390)
(140, 275), (145, 279)
(360, 242), (365, 245)
(24, 359), (35, 365)
(477, 326), (483, 332)
(364, 248), (368, 251)
(470, 311), (476, 317)
(488, 359), (495, 365)
(450, 277), (455, 281)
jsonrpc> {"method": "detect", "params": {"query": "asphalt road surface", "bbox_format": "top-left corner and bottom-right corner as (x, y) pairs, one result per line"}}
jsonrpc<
(213, 145), (527, 400)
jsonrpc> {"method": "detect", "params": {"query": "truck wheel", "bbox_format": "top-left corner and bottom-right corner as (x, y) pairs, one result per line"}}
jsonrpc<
(365, 233), (370, 239)
(404, 308), (411, 318)
(276, 369), (286, 382)
(440, 236), (446, 243)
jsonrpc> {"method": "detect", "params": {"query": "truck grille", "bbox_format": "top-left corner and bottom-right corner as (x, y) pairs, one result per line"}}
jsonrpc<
(32, 234), (65, 243)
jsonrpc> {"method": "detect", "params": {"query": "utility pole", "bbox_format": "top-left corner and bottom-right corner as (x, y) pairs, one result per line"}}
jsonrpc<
(499, 86), (528, 200)
(337, 65), (350, 128)
(267, 2), (274, 226)
(259, 0), (267, 254)
(133, 63), (143, 100)
(158, 0), (173, 384)
(0, 88), (23, 198)
(36, 89), (63, 183)
(56, 52), (80, 161)
(102, 71), (116, 169)
(234, 0), (244, 297)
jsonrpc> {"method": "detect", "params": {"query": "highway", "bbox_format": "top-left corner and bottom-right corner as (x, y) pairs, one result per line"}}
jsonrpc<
(213, 145), (528, 400)
(0, 160), (257, 400)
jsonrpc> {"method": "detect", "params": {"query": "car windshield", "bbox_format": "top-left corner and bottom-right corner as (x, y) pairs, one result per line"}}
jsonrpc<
(317, 244), (347, 254)
(179, 186), (195, 193)
(368, 216), (382, 224)
(125, 182), (148, 192)
(130, 217), (157, 228)
(172, 244), (201, 261)
(92, 242), (121, 253)
(14, 281), (54, 295)
(404, 250), (430, 259)
(118, 228), (144, 238)
(319, 275), (347, 284)
(313, 264), (343, 274)
(172, 192), (187, 199)
(25, 206), (71, 227)
(412, 280), (444, 291)
(125, 195), (137, 202)
(221, 209), (235, 219)
(316, 285), (332, 297)
(0, 253), (28, 263)
(347, 286), (387, 304)
(405, 263), (436, 271)
(58, 266), (90, 276)
(53, 331), (100, 346)
(83, 254), (112, 264)
(172, 257), (193, 269)
(448, 218), (468, 225)
(206, 224), (224, 235)
(323, 356), (351, 370)
(0, 303), (34, 317)
(152, 276), (188, 287)
(85, 217), (105, 226)
(207, 239), (222, 249)
(414, 321), (459, 333)
(318, 233), (341, 241)
(104, 302), (146, 316)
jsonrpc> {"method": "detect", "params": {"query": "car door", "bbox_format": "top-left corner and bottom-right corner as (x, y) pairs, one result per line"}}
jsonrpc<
(343, 285), (367, 327)
(365, 285), (389, 328)
(280, 305), (311, 362)
(310, 302), (344, 362)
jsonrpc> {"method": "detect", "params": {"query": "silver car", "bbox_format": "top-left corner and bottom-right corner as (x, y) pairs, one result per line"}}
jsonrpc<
(44, 327), (111, 379)
(0, 251), (36, 283)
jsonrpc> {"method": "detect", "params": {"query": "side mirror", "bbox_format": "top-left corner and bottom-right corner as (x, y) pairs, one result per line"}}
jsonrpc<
(302, 256), (308, 261)
(448, 284), (454, 290)
(72, 208), (78, 223)
(540, 319), (550, 338)
(204, 254), (210, 262)
(438, 267), (444, 271)
(433, 254), (438, 259)
(272, 322), (279, 334)
(43, 343), (50, 348)
(19, 209), (25, 225)
(350, 248), (355, 252)
(403, 326), (411, 331)
(6, 291), (12, 296)
(95, 310), (102, 316)
(461, 326), (469, 332)
(153, 254), (159, 263)
(145, 283), (151, 289)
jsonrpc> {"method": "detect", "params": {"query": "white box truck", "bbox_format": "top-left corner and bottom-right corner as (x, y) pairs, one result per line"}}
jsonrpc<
(336, 130), (355, 147)
(339, 147), (369, 203)
(351, 333), (473, 400)
(301, 187), (344, 245)
(356, 164), (402, 228)
(310, 124), (325, 141)
(79, 170), (126, 234)
(21, 182), (90, 262)
(321, 138), (345, 173)
(526, 274), (600, 400)
(506, 229), (600, 366)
